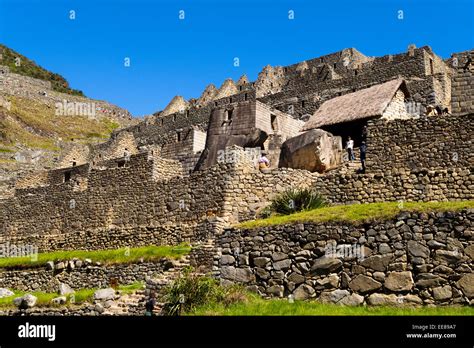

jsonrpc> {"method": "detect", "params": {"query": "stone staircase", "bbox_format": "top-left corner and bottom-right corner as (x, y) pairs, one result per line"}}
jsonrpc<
(102, 289), (146, 316)
(103, 255), (192, 316)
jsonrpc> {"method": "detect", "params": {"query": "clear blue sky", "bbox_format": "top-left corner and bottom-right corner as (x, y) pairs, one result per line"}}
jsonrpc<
(0, 0), (473, 116)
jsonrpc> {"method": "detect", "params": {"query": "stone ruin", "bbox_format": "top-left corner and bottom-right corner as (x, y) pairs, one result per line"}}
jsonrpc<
(0, 45), (473, 310)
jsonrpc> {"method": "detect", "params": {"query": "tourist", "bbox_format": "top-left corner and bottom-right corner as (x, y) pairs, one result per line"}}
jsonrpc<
(425, 105), (438, 116)
(359, 141), (367, 173)
(346, 137), (355, 161)
(258, 151), (270, 171)
(145, 291), (156, 316)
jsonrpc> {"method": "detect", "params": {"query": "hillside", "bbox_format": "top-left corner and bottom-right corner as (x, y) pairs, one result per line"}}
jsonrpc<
(0, 44), (84, 96)
(0, 44), (138, 196)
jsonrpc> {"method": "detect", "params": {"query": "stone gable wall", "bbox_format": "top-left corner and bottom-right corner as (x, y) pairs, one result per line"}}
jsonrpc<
(366, 114), (474, 173)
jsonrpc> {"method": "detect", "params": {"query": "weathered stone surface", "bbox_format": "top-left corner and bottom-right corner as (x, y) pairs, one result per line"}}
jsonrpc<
(93, 288), (116, 301)
(13, 294), (37, 308)
(253, 257), (270, 268)
(407, 241), (430, 258)
(338, 293), (364, 306)
(273, 259), (291, 271)
(415, 274), (447, 288)
(59, 283), (75, 296)
(220, 255), (235, 265)
(293, 284), (315, 300)
(310, 257), (343, 275)
(221, 266), (255, 283)
(279, 129), (342, 173)
(51, 296), (67, 305)
(316, 274), (339, 289)
(46, 261), (54, 271)
(288, 272), (305, 285)
(266, 285), (284, 297)
(271, 252), (288, 262)
(367, 293), (399, 306)
(434, 250), (463, 264)
(464, 244), (474, 260)
(0, 288), (14, 298)
(457, 274), (474, 298)
(349, 275), (382, 293)
(384, 271), (414, 292)
(319, 289), (350, 303)
(359, 254), (393, 271)
(433, 285), (452, 301)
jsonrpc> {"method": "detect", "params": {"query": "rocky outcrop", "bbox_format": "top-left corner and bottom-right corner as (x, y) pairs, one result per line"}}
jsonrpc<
(279, 129), (342, 172)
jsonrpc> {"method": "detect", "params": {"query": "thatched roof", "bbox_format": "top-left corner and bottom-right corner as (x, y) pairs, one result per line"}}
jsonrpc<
(303, 79), (408, 130)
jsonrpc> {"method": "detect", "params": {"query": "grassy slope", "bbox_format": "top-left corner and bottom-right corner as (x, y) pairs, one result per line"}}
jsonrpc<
(237, 201), (474, 229)
(0, 96), (120, 151)
(0, 44), (83, 96)
(0, 244), (191, 269)
(190, 294), (474, 316)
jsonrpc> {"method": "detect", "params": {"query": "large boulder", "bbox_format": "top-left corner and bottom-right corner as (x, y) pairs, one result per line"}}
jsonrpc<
(384, 271), (414, 292)
(310, 257), (343, 276)
(349, 275), (382, 294)
(457, 274), (474, 298)
(359, 254), (393, 272)
(293, 284), (316, 300)
(279, 129), (342, 173)
(0, 288), (14, 298)
(339, 293), (364, 306)
(13, 294), (37, 308)
(59, 283), (75, 296)
(220, 266), (256, 283)
(367, 293), (399, 306)
(93, 288), (116, 301)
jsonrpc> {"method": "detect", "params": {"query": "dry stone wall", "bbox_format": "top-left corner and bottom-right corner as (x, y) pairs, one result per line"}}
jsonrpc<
(366, 114), (474, 173)
(217, 209), (474, 306)
(0, 260), (169, 293)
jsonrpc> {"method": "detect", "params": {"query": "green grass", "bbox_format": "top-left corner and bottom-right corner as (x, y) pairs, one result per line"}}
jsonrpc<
(0, 282), (144, 309)
(189, 294), (474, 316)
(0, 244), (191, 269)
(0, 147), (14, 153)
(237, 201), (474, 229)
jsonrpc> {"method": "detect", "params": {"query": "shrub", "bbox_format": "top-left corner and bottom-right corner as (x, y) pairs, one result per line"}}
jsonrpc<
(269, 187), (327, 215)
(162, 268), (224, 316)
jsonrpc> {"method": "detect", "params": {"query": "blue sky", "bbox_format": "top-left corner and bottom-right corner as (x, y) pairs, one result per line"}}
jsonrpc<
(0, 0), (473, 116)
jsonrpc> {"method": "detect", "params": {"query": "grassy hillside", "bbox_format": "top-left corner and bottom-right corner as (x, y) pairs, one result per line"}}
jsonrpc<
(0, 96), (120, 151)
(0, 44), (84, 96)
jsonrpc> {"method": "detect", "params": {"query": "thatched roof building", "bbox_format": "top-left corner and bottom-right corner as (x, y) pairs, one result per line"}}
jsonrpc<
(303, 79), (409, 130)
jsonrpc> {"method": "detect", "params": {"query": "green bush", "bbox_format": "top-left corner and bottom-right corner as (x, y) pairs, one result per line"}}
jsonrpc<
(162, 268), (224, 316)
(269, 187), (327, 215)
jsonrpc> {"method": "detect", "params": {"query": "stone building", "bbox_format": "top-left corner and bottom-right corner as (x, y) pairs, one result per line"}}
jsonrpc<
(302, 78), (412, 146)
(195, 100), (303, 170)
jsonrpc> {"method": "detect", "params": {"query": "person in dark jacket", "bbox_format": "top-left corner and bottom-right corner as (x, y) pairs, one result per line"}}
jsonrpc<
(145, 291), (156, 316)
(359, 141), (367, 173)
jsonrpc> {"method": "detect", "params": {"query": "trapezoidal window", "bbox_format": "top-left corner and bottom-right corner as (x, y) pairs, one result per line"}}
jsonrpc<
(177, 131), (182, 142)
(117, 160), (126, 168)
(226, 109), (233, 121)
(429, 58), (434, 75)
(244, 93), (248, 101)
(301, 100), (306, 108)
(64, 171), (72, 183)
(270, 114), (278, 131)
